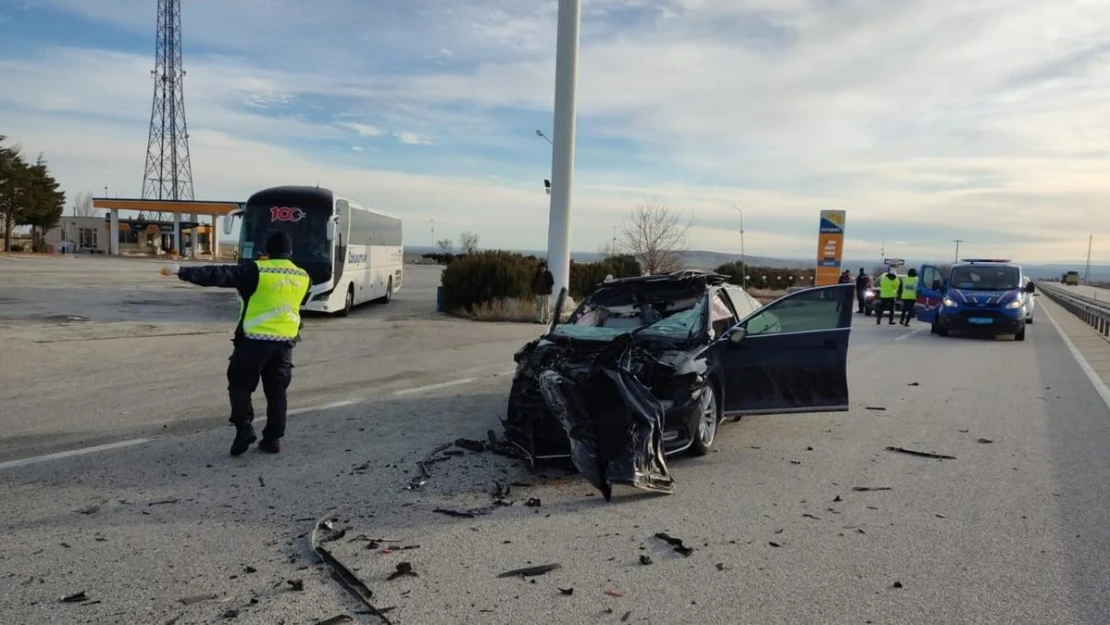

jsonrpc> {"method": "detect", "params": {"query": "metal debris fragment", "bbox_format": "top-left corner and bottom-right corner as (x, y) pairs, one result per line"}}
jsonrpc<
(852, 486), (893, 492)
(61, 591), (88, 603)
(654, 532), (694, 557)
(977, 438), (993, 444)
(886, 446), (956, 460)
(558, 587), (574, 596)
(498, 563), (562, 578)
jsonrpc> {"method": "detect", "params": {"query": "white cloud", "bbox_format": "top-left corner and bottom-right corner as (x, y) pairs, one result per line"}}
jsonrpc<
(2, 1), (1110, 264)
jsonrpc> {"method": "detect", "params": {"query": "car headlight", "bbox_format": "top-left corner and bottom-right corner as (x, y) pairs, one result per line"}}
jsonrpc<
(864, 289), (873, 298)
(1006, 298), (1023, 309)
(942, 297), (957, 308)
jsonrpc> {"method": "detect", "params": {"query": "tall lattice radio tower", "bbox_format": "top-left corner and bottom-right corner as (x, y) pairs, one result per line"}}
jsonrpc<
(140, 0), (194, 221)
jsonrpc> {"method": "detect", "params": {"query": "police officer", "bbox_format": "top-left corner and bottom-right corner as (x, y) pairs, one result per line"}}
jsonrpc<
(161, 231), (311, 456)
(876, 267), (900, 326)
(898, 268), (919, 326)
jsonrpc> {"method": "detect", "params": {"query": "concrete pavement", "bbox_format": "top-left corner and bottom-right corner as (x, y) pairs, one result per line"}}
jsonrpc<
(1, 304), (1108, 624)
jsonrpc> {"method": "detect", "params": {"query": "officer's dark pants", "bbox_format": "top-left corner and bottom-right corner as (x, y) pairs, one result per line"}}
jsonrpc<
(877, 298), (896, 323)
(227, 340), (294, 441)
(856, 290), (866, 312)
(899, 301), (915, 325)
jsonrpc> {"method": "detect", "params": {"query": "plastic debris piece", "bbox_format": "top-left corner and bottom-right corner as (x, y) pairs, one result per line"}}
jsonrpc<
(639, 555), (652, 565)
(558, 587), (574, 596)
(769, 541), (781, 548)
(852, 486), (893, 492)
(802, 514), (822, 520)
(498, 563), (562, 578)
(525, 498), (542, 507)
(387, 562), (417, 581)
(865, 406), (886, 411)
(892, 581), (904, 589)
(977, 438), (993, 444)
(433, 508), (490, 519)
(287, 579), (304, 591)
(654, 532), (694, 557)
(61, 591), (88, 603)
(886, 446), (956, 460)
(148, 499), (180, 506)
(605, 590), (623, 598)
(622, 611), (632, 622)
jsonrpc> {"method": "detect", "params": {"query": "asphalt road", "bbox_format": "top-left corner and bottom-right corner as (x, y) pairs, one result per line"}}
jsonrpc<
(1, 257), (1108, 624)
(0, 256), (541, 461)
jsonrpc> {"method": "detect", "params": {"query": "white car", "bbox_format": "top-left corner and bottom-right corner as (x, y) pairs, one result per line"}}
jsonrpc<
(1022, 277), (1036, 323)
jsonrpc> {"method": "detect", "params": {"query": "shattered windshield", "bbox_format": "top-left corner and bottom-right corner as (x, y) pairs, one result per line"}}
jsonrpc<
(554, 287), (707, 342)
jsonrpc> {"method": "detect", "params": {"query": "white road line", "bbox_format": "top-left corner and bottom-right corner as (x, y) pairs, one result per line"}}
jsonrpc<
(392, 378), (475, 396)
(894, 327), (927, 342)
(287, 399), (363, 416)
(1042, 304), (1110, 410)
(0, 438), (152, 471)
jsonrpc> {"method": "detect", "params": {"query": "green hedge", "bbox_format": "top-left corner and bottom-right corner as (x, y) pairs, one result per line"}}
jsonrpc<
(440, 251), (644, 313)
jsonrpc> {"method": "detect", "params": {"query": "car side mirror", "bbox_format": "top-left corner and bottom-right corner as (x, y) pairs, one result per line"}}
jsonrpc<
(728, 327), (747, 346)
(222, 210), (240, 237)
(326, 216), (337, 241)
(1025, 282), (1035, 293)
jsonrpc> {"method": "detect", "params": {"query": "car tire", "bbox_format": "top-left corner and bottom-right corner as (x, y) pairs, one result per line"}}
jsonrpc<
(934, 321), (948, 337)
(337, 285), (353, 317)
(1015, 327), (1026, 341)
(1025, 315), (1033, 325)
(690, 384), (721, 457)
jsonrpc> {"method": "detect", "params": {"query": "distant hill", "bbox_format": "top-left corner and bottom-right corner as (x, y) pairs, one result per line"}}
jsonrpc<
(403, 245), (1110, 281)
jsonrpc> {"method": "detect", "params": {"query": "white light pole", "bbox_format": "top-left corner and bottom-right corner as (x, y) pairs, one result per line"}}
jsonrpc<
(545, 0), (581, 298)
(730, 203), (747, 289)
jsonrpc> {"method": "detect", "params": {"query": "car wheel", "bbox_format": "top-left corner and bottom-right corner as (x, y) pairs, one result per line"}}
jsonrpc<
(1025, 315), (1033, 325)
(1015, 327), (1026, 341)
(337, 285), (353, 317)
(934, 321), (948, 337)
(690, 384), (720, 457)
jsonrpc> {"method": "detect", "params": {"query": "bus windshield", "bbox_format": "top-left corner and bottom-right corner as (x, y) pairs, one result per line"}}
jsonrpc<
(239, 203), (332, 264)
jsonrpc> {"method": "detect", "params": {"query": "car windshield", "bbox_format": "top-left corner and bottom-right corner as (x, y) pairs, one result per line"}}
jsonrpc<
(949, 266), (1021, 291)
(553, 285), (707, 342)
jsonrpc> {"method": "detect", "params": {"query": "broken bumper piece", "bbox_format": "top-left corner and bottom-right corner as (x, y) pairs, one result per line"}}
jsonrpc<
(537, 367), (674, 501)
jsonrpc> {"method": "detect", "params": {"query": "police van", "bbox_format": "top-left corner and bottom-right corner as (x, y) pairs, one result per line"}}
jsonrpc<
(913, 258), (1037, 341)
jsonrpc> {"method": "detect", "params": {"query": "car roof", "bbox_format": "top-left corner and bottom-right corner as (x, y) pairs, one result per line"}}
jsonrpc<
(602, 269), (730, 288)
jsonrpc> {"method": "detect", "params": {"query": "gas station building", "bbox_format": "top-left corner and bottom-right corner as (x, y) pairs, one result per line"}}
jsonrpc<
(91, 198), (241, 258)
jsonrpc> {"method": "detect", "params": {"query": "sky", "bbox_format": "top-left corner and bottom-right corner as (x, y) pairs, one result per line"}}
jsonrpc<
(1, 0), (1108, 264)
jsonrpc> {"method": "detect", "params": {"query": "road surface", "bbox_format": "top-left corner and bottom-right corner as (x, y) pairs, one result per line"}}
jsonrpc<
(1, 256), (1108, 624)
(1057, 283), (1110, 304)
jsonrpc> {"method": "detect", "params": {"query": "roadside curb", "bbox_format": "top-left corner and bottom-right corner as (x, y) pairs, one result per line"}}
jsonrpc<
(1039, 296), (1110, 408)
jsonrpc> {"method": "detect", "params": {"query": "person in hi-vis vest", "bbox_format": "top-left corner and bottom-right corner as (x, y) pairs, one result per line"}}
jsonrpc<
(898, 268), (919, 326)
(876, 268), (901, 326)
(161, 231), (311, 456)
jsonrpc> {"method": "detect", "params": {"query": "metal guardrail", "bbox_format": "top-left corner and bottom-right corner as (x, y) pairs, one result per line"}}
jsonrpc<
(1036, 282), (1110, 338)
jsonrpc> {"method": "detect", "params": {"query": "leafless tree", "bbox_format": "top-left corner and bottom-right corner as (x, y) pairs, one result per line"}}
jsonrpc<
(597, 237), (622, 258)
(436, 238), (454, 255)
(619, 200), (691, 274)
(458, 231), (480, 255)
(72, 191), (98, 217)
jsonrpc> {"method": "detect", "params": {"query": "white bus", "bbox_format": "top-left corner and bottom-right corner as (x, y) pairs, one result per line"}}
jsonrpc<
(223, 185), (403, 316)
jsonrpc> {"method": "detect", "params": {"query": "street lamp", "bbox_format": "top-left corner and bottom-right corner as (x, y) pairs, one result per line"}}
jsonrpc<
(952, 239), (964, 263)
(535, 129), (554, 146)
(730, 204), (747, 289)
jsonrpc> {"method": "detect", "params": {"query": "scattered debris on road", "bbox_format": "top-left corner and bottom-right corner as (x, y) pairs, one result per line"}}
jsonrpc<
(433, 507), (491, 519)
(314, 616), (354, 625)
(769, 541), (782, 548)
(406, 442), (453, 490)
(977, 438), (994, 444)
(886, 446), (957, 460)
(852, 486), (893, 492)
(639, 555), (653, 565)
(654, 532), (695, 556)
(498, 563), (562, 578)
(558, 587), (574, 596)
(77, 505), (100, 515)
(892, 581), (904, 589)
(60, 591), (88, 603)
(454, 438), (487, 453)
(311, 515), (394, 624)
(286, 579), (305, 591)
(525, 497), (542, 507)
(605, 590), (623, 598)
(865, 406), (887, 411)
(148, 498), (180, 506)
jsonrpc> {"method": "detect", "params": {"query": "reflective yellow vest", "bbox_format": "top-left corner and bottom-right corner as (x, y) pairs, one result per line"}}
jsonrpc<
(900, 276), (918, 300)
(241, 259), (311, 341)
(879, 274), (900, 299)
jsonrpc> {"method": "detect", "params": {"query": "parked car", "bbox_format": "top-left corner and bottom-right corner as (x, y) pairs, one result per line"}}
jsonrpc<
(862, 274), (909, 316)
(502, 270), (856, 499)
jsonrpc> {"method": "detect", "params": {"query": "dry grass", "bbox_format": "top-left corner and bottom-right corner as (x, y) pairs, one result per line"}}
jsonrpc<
(453, 296), (577, 323)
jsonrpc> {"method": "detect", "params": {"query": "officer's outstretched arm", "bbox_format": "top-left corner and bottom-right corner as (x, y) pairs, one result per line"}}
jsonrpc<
(177, 263), (254, 289)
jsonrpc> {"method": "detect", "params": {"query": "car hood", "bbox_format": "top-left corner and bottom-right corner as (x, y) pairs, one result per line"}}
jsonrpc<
(948, 288), (1021, 306)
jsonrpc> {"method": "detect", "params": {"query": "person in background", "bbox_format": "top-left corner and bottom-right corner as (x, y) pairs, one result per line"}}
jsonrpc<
(876, 267), (901, 326)
(160, 231), (311, 456)
(533, 261), (555, 324)
(898, 268), (919, 326)
(839, 270), (852, 284)
(855, 267), (872, 313)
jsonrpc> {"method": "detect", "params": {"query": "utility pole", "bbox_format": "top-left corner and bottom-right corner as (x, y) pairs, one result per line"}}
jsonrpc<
(431, 218), (435, 246)
(545, 0), (582, 297)
(731, 204), (747, 289)
(1085, 234), (1093, 283)
(953, 239), (964, 263)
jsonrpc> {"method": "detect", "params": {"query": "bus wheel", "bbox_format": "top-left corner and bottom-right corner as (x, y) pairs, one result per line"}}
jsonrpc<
(384, 277), (393, 304)
(338, 285), (353, 317)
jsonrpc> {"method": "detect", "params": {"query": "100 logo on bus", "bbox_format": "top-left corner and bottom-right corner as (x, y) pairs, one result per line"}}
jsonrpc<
(269, 206), (306, 222)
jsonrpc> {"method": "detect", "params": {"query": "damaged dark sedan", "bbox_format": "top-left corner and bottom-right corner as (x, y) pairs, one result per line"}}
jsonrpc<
(503, 271), (855, 500)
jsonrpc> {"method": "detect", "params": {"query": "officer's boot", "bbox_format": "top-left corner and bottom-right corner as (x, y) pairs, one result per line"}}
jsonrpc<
(230, 424), (257, 456)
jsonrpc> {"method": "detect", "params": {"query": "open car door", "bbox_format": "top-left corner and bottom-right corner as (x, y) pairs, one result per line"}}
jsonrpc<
(914, 264), (946, 325)
(719, 283), (854, 416)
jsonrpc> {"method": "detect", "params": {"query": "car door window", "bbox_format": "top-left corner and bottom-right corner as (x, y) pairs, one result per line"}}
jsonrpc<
(921, 266), (942, 290)
(743, 286), (845, 337)
(709, 291), (737, 339)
